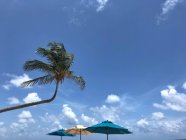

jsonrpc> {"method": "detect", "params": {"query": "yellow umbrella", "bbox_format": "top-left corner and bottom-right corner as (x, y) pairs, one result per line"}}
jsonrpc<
(65, 125), (92, 140)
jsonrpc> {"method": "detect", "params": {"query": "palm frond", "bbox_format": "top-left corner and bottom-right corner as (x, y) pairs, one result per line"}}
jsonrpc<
(37, 43), (72, 71)
(36, 47), (57, 66)
(48, 42), (66, 52)
(23, 60), (53, 73)
(65, 71), (85, 90)
(21, 75), (54, 87)
(64, 53), (74, 69)
(36, 48), (50, 57)
(55, 53), (74, 72)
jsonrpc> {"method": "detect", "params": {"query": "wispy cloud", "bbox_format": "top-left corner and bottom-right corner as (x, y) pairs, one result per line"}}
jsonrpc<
(157, 0), (184, 23)
(61, 0), (110, 26)
(0, 122), (7, 137)
(8, 111), (36, 137)
(135, 115), (186, 135)
(7, 97), (20, 105)
(81, 0), (109, 12)
(81, 114), (98, 125)
(40, 112), (63, 130)
(63, 6), (84, 26)
(96, 0), (109, 12)
(151, 112), (165, 120)
(91, 105), (121, 122)
(2, 84), (11, 90)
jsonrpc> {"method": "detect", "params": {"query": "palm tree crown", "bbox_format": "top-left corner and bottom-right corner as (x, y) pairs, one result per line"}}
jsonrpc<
(22, 42), (85, 89)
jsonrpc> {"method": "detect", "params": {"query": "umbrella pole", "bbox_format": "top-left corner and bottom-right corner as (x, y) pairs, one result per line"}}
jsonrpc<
(61, 136), (62, 140)
(106, 128), (108, 140)
(80, 130), (81, 140)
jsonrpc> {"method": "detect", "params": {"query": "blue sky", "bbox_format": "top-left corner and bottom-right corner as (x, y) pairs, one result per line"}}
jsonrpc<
(0, 0), (186, 140)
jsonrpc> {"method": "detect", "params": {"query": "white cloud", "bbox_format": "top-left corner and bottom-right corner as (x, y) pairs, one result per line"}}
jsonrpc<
(2, 84), (11, 90)
(96, 0), (109, 12)
(10, 74), (31, 87)
(182, 82), (186, 89)
(137, 119), (149, 128)
(162, 0), (183, 15)
(81, 114), (98, 125)
(0, 122), (4, 126)
(157, 0), (184, 23)
(7, 111), (37, 137)
(23, 92), (41, 103)
(135, 117), (186, 135)
(18, 110), (35, 124)
(106, 94), (120, 103)
(90, 105), (120, 122)
(0, 127), (7, 137)
(152, 112), (165, 120)
(40, 112), (63, 129)
(10, 122), (28, 135)
(0, 122), (7, 137)
(90, 94), (137, 123)
(7, 97), (20, 105)
(10, 122), (19, 128)
(153, 85), (186, 112)
(2, 73), (31, 90)
(62, 104), (78, 124)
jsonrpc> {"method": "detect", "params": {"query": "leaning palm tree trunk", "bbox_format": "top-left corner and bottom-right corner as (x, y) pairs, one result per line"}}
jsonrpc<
(0, 42), (85, 113)
(0, 82), (59, 113)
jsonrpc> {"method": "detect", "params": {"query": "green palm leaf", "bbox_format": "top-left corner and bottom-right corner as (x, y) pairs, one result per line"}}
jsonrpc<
(23, 60), (53, 73)
(21, 75), (55, 87)
(65, 71), (85, 90)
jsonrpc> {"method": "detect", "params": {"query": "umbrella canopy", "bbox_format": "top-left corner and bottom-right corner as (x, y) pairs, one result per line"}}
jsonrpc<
(85, 120), (132, 140)
(65, 125), (92, 140)
(48, 129), (75, 140)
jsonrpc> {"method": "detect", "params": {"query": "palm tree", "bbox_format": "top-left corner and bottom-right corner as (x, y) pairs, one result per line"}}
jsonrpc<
(0, 42), (85, 113)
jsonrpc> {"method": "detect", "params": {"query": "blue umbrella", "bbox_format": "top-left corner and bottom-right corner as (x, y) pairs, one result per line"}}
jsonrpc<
(47, 129), (75, 140)
(85, 120), (132, 140)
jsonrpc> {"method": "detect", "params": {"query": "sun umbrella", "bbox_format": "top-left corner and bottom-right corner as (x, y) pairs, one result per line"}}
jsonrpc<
(65, 125), (92, 140)
(48, 129), (75, 140)
(85, 120), (132, 140)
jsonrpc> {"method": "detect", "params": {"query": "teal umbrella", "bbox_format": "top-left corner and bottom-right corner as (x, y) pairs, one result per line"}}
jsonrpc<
(85, 120), (132, 140)
(47, 129), (75, 140)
